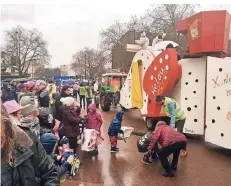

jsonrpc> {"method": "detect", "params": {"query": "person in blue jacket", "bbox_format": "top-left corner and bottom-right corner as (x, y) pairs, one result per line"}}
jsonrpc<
(108, 111), (124, 153)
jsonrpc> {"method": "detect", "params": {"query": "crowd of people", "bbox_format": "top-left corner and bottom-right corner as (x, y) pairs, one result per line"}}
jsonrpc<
(0, 79), (101, 185)
(1, 78), (188, 186)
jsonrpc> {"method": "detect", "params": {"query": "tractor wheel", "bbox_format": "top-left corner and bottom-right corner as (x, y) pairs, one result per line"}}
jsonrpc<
(100, 94), (110, 111)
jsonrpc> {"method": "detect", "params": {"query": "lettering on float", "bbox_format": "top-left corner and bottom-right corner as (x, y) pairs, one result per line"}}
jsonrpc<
(184, 128), (195, 134)
(212, 73), (231, 88)
(151, 67), (166, 96)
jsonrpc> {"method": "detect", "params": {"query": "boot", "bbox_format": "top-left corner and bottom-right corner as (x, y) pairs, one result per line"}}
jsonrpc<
(110, 147), (119, 153)
(161, 170), (174, 177)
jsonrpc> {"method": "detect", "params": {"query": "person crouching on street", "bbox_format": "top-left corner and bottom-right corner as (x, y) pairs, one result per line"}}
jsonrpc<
(145, 121), (187, 177)
(155, 95), (188, 157)
(108, 111), (124, 153)
(85, 103), (103, 155)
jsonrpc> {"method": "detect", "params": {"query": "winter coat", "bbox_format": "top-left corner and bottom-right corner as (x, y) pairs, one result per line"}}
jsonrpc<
(85, 104), (102, 132)
(148, 121), (187, 150)
(38, 107), (55, 135)
(60, 105), (82, 137)
(108, 111), (124, 136)
(40, 132), (57, 154)
(1, 85), (17, 103)
(1, 124), (59, 186)
(20, 116), (40, 139)
(54, 93), (69, 121)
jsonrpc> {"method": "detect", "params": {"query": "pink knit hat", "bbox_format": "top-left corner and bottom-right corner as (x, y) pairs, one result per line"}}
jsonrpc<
(3, 100), (23, 114)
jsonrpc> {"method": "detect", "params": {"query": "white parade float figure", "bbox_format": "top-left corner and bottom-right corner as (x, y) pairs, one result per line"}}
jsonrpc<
(134, 31), (149, 49)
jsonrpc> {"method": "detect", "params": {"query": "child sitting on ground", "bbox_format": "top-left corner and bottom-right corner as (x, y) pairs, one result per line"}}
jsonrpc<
(85, 104), (103, 155)
(108, 111), (124, 153)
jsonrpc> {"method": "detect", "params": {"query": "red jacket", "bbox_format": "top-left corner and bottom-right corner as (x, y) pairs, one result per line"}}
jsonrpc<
(86, 104), (102, 133)
(148, 121), (187, 150)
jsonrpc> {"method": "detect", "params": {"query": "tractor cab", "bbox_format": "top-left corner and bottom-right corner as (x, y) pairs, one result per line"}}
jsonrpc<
(100, 72), (127, 111)
(101, 72), (127, 92)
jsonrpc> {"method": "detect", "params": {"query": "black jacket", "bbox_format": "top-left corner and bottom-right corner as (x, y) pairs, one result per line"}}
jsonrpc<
(1, 125), (59, 186)
(1, 85), (18, 103)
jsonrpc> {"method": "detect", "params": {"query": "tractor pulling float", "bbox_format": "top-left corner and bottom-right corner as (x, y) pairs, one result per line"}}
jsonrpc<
(119, 10), (231, 150)
(100, 71), (127, 111)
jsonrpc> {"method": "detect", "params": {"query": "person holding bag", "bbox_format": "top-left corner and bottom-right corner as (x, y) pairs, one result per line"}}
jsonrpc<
(85, 104), (103, 155)
(60, 97), (83, 154)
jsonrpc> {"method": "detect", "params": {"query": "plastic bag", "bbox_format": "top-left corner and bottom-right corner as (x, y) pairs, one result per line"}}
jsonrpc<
(137, 132), (152, 153)
(118, 126), (134, 140)
(81, 129), (98, 151)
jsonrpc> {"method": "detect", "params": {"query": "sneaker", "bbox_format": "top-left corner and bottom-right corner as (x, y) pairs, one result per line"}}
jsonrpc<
(110, 147), (119, 153)
(161, 170), (174, 177)
(142, 154), (152, 164)
(171, 165), (177, 171)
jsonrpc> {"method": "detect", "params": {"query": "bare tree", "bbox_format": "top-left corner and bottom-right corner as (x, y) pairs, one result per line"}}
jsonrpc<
(1, 25), (51, 77)
(99, 21), (127, 62)
(71, 47), (106, 78)
(99, 4), (198, 59)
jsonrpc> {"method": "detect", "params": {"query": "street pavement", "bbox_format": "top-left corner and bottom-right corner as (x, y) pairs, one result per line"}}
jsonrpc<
(61, 108), (231, 186)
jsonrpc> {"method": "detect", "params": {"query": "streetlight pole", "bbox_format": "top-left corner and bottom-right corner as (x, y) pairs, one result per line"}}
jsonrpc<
(32, 60), (34, 78)
(84, 53), (86, 79)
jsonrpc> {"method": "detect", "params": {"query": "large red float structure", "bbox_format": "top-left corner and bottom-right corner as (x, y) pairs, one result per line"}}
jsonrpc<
(176, 10), (231, 55)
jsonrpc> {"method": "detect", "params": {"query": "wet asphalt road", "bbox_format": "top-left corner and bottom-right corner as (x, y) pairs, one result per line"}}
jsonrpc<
(61, 108), (231, 186)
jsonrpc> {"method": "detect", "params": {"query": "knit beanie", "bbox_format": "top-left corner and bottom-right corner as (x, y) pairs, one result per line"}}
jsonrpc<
(20, 96), (38, 116)
(60, 97), (75, 107)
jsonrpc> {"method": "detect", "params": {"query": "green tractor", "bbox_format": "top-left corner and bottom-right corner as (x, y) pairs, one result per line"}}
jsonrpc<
(100, 72), (127, 111)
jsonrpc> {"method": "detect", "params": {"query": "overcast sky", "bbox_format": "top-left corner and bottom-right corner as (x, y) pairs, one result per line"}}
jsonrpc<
(1, 3), (231, 67)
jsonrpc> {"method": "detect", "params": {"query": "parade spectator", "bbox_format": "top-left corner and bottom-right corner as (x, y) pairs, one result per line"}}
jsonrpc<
(60, 97), (83, 153)
(54, 86), (71, 122)
(26, 81), (36, 96)
(1, 107), (59, 186)
(37, 83), (50, 108)
(73, 82), (79, 99)
(108, 111), (124, 153)
(145, 121), (187, 177)
(48, 79), (57, 106)
(1, 82), (17, 103)
(79, 82), (87, 109)
(40, 132), (68, 180)
(3, 100), (23, 126)
(61, 85), (71, 98)
(85, 84), (93, 108)
(85, 103), (103, 154)
(93, 80), (99, 95)
(20, 96), (40, 139)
